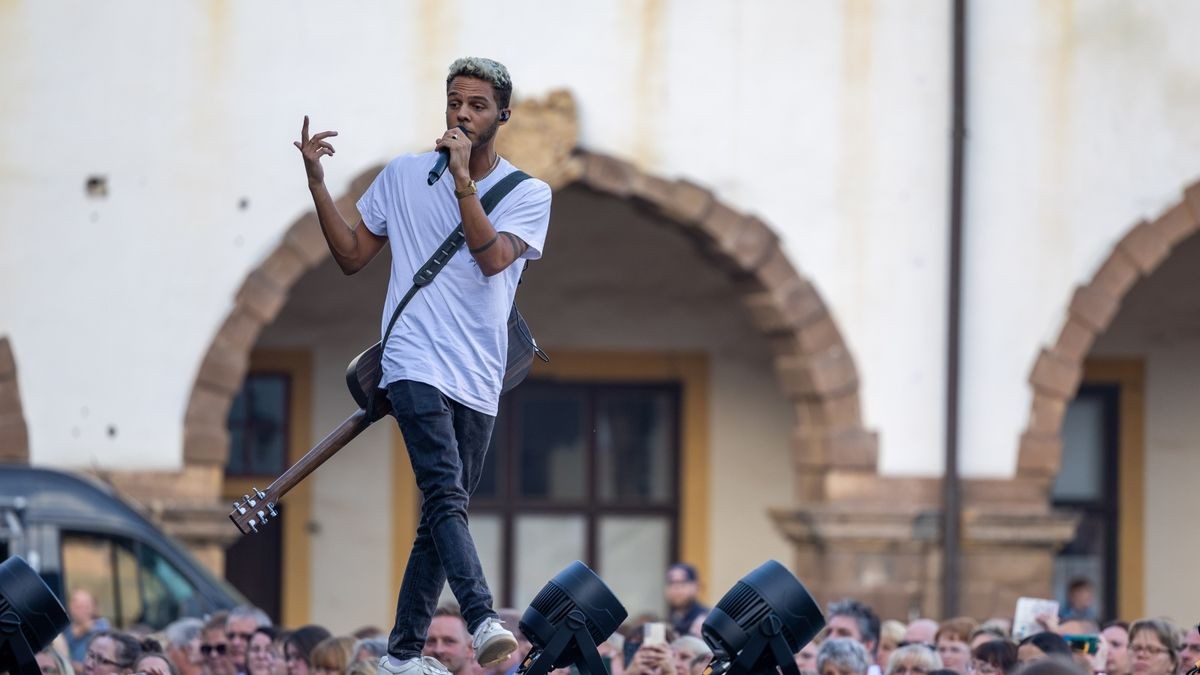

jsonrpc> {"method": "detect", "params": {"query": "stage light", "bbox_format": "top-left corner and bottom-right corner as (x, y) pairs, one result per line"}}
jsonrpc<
(0, 556), (70, 675)
(517, 561), (627, 675)
(701, 560), (824, 675)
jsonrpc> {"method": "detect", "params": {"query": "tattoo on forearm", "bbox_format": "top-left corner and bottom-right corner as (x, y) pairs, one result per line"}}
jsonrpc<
(469, 233), (500, 254)
(502, 232), (528, 260)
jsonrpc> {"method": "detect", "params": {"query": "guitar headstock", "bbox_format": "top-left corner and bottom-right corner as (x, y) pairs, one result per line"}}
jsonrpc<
(228, 487), (277, 535)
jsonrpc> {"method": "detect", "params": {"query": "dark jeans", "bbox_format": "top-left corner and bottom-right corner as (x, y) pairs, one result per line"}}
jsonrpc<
(386, 379), (498, 659)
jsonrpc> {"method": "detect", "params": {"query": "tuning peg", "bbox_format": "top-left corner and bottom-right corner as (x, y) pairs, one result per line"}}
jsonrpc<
(255, 488), (266, 500)
(256, 510), (267, 524)
(267, 503), (277, 518)
(248, 519), (258, 533)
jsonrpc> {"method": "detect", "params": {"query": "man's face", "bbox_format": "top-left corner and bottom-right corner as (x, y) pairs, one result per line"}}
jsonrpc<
(445, 76), (507, 148)
(69, 590), (97, 624)
(423, 616), (473, 675)
(1103, 626), (1131, 675)
(665, 569), (698, 609)
(936, 636), (971, 674)
(827, 615), (865, 646)
(1069, 586), (1094, 610)
(202, 628), (233, 675)
(227, 616), (257, 668)
(1179, 627), (1200, 675)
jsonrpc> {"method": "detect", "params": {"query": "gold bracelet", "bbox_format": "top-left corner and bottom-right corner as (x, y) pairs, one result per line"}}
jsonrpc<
(455, 180), (477, 200)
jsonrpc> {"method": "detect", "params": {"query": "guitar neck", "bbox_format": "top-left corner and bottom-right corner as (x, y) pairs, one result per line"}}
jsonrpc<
(230, 408), (372, 534)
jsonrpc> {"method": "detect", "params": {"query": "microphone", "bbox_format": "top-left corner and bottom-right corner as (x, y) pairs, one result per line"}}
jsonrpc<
(428, 125), (468, 185)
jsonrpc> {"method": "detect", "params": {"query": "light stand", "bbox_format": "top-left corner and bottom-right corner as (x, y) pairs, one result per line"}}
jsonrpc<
(517, 561), (627, 675)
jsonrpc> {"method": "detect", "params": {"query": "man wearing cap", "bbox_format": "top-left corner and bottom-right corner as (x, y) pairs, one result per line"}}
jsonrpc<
(665, 564), (710, 638)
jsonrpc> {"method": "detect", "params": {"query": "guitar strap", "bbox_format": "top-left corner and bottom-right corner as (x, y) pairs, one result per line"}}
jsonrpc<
(365, 169), (532, 420)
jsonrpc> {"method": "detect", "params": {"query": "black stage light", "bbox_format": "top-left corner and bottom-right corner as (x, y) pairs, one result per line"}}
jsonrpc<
(701, 560), (824, 675)
(0, 556), (70, 675)
(517, 561), (628, 675)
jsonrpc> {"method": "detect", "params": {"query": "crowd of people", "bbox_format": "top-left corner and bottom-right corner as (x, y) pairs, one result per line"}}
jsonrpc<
(38, 567), (1200, 675)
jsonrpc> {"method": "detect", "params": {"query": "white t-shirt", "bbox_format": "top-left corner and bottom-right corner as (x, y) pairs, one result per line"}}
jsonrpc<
(356, 151), (552, 415)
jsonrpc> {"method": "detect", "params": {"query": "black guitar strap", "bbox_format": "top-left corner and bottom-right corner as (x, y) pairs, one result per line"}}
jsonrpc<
(365, 169), (532, 419)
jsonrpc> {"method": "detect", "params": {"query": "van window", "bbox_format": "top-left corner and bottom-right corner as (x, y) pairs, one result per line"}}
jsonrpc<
(61, 532), (200, 629)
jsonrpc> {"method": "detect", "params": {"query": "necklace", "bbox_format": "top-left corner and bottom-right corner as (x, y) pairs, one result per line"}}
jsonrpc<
(479, 153), (501, 180)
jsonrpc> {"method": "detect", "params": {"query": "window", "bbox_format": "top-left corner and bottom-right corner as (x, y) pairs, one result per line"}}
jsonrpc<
(60, 532), (200, 630)
(469, 380), (680, 616)
(226, 373), (290, 476)
(1052, 384), (1119, 618)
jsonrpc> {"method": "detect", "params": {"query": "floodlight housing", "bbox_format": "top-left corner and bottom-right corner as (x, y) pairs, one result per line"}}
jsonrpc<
(0, 556), (70, 675)
(701, 560), (824, 675)
(518, 561), (627, 675)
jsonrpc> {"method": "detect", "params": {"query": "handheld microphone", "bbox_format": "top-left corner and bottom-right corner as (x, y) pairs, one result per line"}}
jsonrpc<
(428, 125), (468, 186)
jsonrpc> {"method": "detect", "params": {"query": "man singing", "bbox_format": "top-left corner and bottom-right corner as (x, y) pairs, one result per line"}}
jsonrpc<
(295, 57), (551, 675)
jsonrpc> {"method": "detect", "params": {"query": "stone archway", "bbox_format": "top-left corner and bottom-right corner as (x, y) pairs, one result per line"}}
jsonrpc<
(1017, 183), (1200, 479)
(179, 91), (876, 564)
(0, 336), (30, 464)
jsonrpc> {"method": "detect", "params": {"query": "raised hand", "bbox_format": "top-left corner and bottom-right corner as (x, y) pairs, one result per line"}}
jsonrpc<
(434, 126), (472, 184)
(294, 115), (338, 186)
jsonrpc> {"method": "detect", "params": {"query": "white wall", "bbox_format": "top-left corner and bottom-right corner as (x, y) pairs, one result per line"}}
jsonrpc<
(1090, 233), (1200, 622)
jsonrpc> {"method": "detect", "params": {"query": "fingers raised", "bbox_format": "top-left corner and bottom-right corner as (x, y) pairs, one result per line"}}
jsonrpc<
(311, 130), (338, 142)
(301, 115), (310, 143)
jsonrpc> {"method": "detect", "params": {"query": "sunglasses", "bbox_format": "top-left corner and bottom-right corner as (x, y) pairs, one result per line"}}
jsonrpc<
(201, 644), (229, 656)
(228, 631), (256, 642)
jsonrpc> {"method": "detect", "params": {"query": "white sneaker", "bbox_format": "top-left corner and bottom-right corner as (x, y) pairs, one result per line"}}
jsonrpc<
(378, 655), (452, 675)
(472, 617), (519, 668)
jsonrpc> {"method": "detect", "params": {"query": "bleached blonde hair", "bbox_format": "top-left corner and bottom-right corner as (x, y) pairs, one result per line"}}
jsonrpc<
(446, 57), (513, 108)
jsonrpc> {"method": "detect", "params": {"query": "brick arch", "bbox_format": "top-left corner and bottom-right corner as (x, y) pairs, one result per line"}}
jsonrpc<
(183, 150), (877, 499)
(0, 336), (30, 463)
(1017, 182), (1200, 481)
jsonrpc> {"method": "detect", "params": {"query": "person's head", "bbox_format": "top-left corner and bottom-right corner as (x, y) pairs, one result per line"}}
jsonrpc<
(83, 632), (142, 675)
(1179, 624), (1200, 675)
(885, 644), (943, 675)
(309, 636), (354, 675)
(969, 626), (1008, 651)
(902, 620), (940, 650)
(665, 563), (701, 610)
(1066, 579), (1095, 611)
(69, 589), (100, 626)
(796, 639), (820, 672)
(1128, 618), (1180, 675)
(671, 636), (712, 675)
(827, 600), (881, 660)
(351, 637), (387, 665)
(423, 606), (474, 675)
(201, 616), (232, 673)
(817, 638), (871, 675)
(133, 652), (178, 675)
(878, 621), (906, 670)
(1019, 633), (1071, 666)
(1013, 659), (1088, 675)
(444, 57), (512, 148)
(226, 606), (272, 671)
(934, 617), (978, 674)
(970, 639), (1017, 675)
(690, 652), (711, 675)
(1060, 619), (1100, 636)
(1102, 622), (1131, 675)
(247, 627), (278, 675)
(37, 647), (74, 675)
(284, 625), (333, 675)
(163, 617), (204, 675)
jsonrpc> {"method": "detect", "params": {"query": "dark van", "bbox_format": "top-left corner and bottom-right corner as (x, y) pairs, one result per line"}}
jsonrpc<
(0, 466), (245, 629)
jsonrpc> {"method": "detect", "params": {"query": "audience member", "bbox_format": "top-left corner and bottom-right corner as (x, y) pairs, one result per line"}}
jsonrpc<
(969, 626), (1007, 651)
(827, 600), (881, 665)
(934, 618), (977, 674)
(625, 638), (673, 675)
(310, 636), (355, 675)
(598, 632), (625, 675)
(1019, 633), (1072, 666)
(202, 614), (236, 675)
(1128, 618), (1180, 675)
(670, 636), (711, 675)
(354, 638), (389, 666)
(971, 640), (1017, 675)
(284, 626), (333, 675)
(901, 621), (939, 651)
(227, 607), (273, 675)
(885, 644), (942, 675)
(796, 639), (820, 673)
(82, 632), (141, 675)
(1102, 622), (1132, 675)
(688, 653), (709, 675)
(422, 606), (475, 675)
(1178, 624), (1200, 675)
(163, 618), (205, 675)
(67, 590), (112, 666)
(247, 627), (279, 675)
(665, 564), (709, 638)
(37, 646), (75, 675)
(879, 621), (905, 670)
(1059, 579), (1098, 623)
(1018, 657), (1089, 675)
(134, 651), (179, 675)
(817, 638), (871, 675)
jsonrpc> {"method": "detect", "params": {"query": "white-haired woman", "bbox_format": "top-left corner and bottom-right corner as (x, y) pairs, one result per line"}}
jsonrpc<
(817, 638), (870, 675)
(886, 644), (943, 675)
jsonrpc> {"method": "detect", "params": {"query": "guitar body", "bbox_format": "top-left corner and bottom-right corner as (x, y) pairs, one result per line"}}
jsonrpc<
(345, 342), (392, 420)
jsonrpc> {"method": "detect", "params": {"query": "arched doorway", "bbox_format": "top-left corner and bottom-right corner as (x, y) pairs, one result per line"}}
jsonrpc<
(1018, 184), (1200, 620)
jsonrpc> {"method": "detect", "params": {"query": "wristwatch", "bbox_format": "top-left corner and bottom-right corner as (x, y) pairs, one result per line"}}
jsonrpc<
(455, 180), (477, 200)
